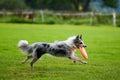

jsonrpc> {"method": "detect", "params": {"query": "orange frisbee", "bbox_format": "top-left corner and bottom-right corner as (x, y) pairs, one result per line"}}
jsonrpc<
(79, 46), (88, 59)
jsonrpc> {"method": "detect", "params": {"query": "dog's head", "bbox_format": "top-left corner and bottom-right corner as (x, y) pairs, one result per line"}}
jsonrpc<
(73, 35), (86, 48)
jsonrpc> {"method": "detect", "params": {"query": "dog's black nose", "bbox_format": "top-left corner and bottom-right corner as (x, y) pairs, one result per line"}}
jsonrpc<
(84, 45), (87, 48)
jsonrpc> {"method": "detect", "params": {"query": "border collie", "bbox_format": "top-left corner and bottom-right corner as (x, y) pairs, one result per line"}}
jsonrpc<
(18, 35), (87, 69)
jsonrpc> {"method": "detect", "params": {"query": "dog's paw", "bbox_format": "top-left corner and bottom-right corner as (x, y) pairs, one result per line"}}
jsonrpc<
(81, 61), (87, 64)
(21, 61), (25, 64)
(73, 61), (76, 63)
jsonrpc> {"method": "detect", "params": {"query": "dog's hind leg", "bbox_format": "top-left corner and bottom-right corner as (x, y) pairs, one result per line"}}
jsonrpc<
(30, 57), (39, 69)
(69, 54), (87, 64)
(30, 52), (44, 69)
(21, 55), (32, 64)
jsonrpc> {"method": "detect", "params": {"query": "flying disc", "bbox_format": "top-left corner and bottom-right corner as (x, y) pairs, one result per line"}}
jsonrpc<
(79, 46), (88, 59)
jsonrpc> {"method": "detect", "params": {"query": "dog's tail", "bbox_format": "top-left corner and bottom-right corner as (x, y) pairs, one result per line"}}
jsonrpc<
(18, 40), (32, 54)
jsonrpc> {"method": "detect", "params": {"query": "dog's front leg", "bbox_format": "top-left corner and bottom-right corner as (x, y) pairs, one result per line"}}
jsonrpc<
(70, 54), (87, 64)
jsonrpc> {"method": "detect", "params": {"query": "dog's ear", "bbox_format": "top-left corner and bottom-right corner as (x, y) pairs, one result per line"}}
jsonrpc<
(76, 35), (80, 39)
(80, 34), (82, 40)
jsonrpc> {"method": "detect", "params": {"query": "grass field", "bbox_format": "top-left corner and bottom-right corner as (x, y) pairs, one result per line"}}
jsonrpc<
(0, 23), (120, 80)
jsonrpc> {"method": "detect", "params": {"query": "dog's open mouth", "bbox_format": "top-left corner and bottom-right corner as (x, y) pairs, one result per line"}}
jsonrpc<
(76, 45), (86, 49)
(80, 45), (87, 48)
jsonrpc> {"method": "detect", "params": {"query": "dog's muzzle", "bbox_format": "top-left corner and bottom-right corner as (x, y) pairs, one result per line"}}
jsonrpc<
(83, 45), (87, 48)
(80, 44), (87, 48)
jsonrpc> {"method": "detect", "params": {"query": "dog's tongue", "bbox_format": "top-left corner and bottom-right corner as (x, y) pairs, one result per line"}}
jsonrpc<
(79, 47), (88, 59)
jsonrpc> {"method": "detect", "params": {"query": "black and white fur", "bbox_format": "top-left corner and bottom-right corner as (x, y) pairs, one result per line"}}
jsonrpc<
(18, 35), (87, 69)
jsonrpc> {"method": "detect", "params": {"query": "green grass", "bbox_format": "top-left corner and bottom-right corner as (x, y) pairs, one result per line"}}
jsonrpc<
(0, 23), (120, 80)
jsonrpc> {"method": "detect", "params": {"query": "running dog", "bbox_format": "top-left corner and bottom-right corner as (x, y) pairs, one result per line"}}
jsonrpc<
(18, 35), (87, 69)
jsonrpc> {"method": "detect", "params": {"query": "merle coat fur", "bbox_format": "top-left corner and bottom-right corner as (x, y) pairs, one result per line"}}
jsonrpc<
(18, 35), (87, 69)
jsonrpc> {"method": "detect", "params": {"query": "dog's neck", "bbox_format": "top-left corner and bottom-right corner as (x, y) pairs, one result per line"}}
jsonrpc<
(64, 39), (77, 51)
(65, 36), (77, 48)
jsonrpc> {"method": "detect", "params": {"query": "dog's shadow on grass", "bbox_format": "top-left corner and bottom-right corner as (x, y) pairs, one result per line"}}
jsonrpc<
(32, 63), (84, 72)
(18, 61), (89, 79)
(30, 66), (75, 78)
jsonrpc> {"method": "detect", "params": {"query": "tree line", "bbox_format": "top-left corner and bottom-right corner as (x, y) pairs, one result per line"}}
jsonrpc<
(0, 0), (118, 11)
